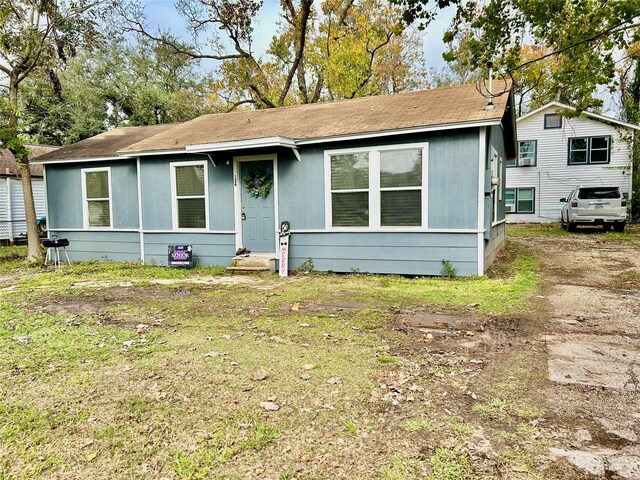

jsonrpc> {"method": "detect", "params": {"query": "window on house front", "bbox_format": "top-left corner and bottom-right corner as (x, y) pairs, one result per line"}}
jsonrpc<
(568, 136), (610, 165)
(380, 149), (422, 226)
(83, 168), (111, 228)
(505, 188), (535, 214)
(544, 114), (562, 129)
(327, 144), (427, 228)
(510, 140), (537, 167)
(330, 152), (370, 227)
(172, 162), (208, 229)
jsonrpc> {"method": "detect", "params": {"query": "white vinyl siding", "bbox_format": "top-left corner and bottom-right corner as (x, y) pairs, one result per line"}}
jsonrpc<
(506, 106), (633, 223)
(0, 177), (46, 240)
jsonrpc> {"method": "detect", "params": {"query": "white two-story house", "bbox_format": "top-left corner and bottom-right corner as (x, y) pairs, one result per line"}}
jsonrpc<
(506, 102), (639, 222)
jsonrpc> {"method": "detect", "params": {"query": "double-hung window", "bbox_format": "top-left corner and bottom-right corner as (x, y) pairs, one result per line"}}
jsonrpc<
(568, 136), (610, 165)
(505, 188), (535, 214)
(82, 168), (111, 228)
(330, 152), (370, 227)
(171, 161), (208, 229)
(380, 148), (423, 226)
(327, 143), (428, 228)
(508, 141), (537, 167)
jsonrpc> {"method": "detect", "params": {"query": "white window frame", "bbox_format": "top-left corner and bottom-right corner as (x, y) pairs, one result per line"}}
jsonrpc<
(81, 167), (113, 229)
(170, 160), (210, 231)
(324, 142), (429, 230)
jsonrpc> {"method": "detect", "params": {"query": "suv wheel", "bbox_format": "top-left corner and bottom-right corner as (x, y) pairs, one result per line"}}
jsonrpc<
(567, 222), (577, 232)
(614, 222), (626, 233)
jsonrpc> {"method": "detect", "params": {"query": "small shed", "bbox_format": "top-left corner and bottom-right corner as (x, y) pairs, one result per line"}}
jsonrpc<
(34, 83), (516, 275)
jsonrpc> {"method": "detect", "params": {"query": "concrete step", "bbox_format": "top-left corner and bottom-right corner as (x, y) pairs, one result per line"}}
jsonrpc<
(228, 254), (276, 274)
(226, 266), (271, 275)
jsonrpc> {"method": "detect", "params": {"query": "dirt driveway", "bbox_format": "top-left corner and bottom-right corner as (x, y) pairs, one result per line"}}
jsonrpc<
(513, 230), (640, 479)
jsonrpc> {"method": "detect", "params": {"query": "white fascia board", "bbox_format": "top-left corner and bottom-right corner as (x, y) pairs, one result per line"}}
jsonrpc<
(120, 149), (187, 158)
(518, 101), (640, 131)
(31, 156), (122, 165)
(186, 136), (297, 153)
(516, 102), (566, 122)
(294, 119), (502, 146)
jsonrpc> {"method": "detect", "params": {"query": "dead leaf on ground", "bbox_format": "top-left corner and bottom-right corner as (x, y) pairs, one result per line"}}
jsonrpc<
(251, 369), (269, 381)
(260, 402), (280, 411)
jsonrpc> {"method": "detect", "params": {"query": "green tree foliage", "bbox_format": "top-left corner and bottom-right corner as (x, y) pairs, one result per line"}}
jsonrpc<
(21, 37), (212, 145)
(0, 0), (109, 262)
(395, 0), (640, 113)
(124, 0), (427, 109)
(619, 43), (640, 221)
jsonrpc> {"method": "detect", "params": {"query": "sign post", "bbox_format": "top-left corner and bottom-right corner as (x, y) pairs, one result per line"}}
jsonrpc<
(278, 221), (290, 277)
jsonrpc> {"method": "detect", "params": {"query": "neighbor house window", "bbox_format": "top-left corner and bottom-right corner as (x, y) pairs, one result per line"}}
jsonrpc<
(82, 168), (111, 228)
(568, 136), (610, 165)
(544, 114), (562, 129)
(327, 144), (427, 228)
(172, 161), (208, 229)
(505, 188), (535, 214)
(512, 140), (537, 167)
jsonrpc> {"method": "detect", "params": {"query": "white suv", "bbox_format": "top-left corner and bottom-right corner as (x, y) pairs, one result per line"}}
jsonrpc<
(560, 186), (627, 232)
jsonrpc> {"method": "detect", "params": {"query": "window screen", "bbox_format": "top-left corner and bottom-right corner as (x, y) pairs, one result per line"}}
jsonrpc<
(85, 170), (110, 227)
(174, 164), (206, 229)
(330, 153), (370, 227)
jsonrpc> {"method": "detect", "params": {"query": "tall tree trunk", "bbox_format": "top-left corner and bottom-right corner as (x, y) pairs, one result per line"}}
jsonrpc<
(9, 77), (43, 264)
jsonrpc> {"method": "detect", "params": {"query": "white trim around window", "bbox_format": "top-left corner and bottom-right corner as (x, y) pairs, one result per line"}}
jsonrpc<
(170, 160), (210, 231)
(324, 142), (429, 230)
(81, 167), (113, 229)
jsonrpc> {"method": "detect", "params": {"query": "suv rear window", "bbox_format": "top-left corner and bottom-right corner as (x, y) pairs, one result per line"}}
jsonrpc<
(577, 187), (620, 199)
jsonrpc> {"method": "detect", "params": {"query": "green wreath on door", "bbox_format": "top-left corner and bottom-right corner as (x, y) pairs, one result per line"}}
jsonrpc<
(243, 167), (273, 198)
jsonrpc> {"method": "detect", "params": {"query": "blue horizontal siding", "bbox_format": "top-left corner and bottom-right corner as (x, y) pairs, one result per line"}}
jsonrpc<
(288, 232), (478, 276)
(48, 230), (141, 262)
(144, 233), (235, 266)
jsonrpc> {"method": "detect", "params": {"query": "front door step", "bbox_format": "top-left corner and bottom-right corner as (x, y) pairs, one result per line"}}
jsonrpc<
(227, 253), (277, 274)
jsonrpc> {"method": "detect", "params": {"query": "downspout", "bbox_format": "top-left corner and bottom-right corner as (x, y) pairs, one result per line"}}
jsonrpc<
(538, 170), (541, 219)
(5, 177), (12, 242)
(136, 157), (145, 264)
(43, 165), (49, 240)
(478, 127), (487, 276)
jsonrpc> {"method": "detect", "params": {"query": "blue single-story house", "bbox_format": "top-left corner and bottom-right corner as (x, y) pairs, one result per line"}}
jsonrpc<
(33, 83), (516, 275)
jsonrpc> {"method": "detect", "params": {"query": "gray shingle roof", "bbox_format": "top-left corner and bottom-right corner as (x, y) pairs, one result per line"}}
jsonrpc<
(35, 124), (177, 162)
(36, 82), (513, 162)
(0, 144), (60, 176)
(122, 83), (511, 154)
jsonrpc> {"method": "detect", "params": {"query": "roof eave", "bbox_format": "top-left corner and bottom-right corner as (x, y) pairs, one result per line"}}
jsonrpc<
(517, 101), (640, 131)
(36, 118), (506, 163)
(30, 155), (123, 165)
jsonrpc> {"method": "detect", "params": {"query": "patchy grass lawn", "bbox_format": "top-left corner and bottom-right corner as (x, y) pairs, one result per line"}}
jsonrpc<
(508, 221), (640, 241)
(0, 241), (540, 479)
